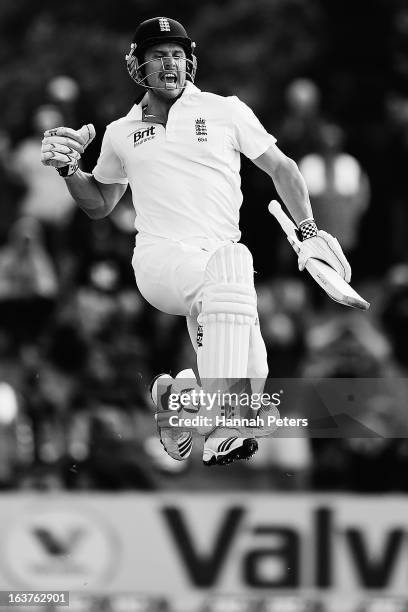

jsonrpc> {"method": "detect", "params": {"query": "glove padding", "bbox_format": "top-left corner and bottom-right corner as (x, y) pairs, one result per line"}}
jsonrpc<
(41, 124), (96, 170)
(288, 229), (351, 282)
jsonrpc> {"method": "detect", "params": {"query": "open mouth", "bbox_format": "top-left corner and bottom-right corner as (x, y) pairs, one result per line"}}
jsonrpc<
(161, 72), (178, 87)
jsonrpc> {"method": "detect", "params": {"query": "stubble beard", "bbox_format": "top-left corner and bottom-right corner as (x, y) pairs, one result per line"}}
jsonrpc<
(146, 72), (187, 102)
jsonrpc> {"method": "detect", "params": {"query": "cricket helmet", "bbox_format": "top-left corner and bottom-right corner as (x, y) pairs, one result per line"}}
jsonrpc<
(125, 17), (197, 89)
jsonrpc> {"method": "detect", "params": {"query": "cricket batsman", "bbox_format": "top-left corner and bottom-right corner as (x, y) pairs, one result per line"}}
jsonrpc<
(40, 17), (351, 466)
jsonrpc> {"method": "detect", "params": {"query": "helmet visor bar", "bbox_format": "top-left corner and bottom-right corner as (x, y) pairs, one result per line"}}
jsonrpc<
(126, 53), (195, 89)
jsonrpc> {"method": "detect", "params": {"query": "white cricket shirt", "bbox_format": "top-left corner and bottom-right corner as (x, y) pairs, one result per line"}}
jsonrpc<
(93, 82), (276, 241)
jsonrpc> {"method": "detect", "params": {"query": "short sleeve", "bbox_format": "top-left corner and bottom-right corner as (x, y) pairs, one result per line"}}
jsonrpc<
(92, 127), (128, 185)
(229, 96), (276, 160)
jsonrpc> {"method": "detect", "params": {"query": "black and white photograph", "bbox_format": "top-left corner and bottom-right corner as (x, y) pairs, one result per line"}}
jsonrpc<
(0, 1), (407, 610)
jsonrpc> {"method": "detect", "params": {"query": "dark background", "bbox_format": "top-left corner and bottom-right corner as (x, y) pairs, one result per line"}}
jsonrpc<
(0, 0), (407, 494)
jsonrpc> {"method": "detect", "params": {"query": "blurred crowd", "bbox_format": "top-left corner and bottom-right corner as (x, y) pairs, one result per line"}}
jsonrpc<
(1, 0), (408, 493)
(0, 76), (407, 495)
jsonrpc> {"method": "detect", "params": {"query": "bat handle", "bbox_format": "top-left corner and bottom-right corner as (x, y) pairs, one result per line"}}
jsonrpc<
(268, 200), (298, 238)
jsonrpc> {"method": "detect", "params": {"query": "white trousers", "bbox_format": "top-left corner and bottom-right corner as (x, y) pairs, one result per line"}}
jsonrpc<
(132, 233), (268, 379)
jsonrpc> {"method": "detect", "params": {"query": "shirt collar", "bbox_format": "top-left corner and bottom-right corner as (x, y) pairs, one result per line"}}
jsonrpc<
(127, 81), (201, 120)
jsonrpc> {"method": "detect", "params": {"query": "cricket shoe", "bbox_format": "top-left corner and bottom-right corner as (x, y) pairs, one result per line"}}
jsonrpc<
(150, 369), (197, 462)
(202, 429), (258, 466)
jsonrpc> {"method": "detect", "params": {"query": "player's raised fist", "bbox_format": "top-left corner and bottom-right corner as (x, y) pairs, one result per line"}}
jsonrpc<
(41, 123), (95, 177)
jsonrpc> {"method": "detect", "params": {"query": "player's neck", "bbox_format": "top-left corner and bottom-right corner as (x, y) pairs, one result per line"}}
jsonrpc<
(144, 91), (181, 126)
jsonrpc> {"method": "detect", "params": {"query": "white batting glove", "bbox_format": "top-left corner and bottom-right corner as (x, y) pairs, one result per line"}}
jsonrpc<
(41, 124), (96, 177)
(288, 229), (352, 282)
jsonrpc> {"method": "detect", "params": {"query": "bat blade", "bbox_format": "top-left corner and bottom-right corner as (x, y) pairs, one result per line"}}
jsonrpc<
(268, 200), (370, 311)
(305, 257), (370, 310)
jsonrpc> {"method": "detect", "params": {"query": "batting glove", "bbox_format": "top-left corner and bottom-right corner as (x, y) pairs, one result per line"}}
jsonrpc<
(41, 124), (95, 177)
(288, 225), (352, 283)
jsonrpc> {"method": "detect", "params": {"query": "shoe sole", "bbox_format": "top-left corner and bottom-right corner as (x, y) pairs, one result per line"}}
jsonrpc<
(203, 438), (258, 467)
(150, 373), (171, 445)
(149, 372), (170, 400)
(150, 373), (193, 461)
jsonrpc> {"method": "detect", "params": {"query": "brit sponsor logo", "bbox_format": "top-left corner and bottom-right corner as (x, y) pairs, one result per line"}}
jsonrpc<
(133, 126), (156, 146)
(195, 117), (207, 142)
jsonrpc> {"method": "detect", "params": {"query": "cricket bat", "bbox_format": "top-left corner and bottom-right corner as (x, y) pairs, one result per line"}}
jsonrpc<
(268, 200), (370, 310)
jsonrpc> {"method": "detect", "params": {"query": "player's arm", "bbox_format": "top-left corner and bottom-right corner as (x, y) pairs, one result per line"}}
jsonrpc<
(63, 170), (126, 219)
(253, 143), (351, 282)
(252, 143), (312, 225)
